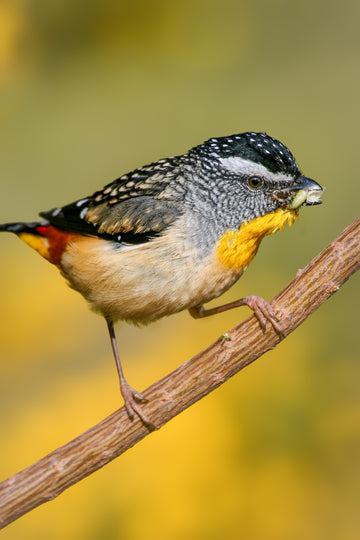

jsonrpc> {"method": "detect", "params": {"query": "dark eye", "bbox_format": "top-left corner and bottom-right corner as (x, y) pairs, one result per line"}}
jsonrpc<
(248, 176), (264, 189)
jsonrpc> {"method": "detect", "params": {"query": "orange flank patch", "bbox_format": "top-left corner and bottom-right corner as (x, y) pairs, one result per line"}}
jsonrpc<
(18, 226), (78, 267)
(216, 208), (299, 270)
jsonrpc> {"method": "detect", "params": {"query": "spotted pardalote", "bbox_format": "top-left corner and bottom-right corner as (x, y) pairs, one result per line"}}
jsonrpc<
(0, 132), (323, 427)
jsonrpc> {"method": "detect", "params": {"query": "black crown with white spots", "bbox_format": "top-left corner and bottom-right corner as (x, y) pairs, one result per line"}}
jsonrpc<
(193, 132), (300, 177)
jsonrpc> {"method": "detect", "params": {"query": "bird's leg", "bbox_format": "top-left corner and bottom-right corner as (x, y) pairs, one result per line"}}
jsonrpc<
(189, 295), (284, 337)
(106, 318), (156, 429)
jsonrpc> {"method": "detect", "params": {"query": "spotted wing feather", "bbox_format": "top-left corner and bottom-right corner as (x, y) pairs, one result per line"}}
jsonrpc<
(40, 157), (186, 244)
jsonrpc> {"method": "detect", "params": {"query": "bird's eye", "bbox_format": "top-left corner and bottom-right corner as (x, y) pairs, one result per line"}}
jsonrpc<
(248, 176), (264, 189)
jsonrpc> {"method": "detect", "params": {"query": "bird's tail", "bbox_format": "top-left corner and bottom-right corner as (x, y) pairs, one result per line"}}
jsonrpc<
(0, 221), (49, 235)
(0, 220), (71, 265)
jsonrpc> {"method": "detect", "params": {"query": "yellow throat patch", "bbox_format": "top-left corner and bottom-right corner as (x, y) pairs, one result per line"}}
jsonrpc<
(216, 208), (298, 270)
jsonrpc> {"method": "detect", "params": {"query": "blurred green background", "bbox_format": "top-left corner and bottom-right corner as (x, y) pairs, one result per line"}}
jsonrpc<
(0, 0), (359, 538)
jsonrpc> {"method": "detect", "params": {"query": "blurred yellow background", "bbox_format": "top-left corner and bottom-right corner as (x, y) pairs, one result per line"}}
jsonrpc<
(0, 0), (359, 538)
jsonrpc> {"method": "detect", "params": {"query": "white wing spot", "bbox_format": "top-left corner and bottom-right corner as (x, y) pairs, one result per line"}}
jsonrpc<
(79, 207), (88, 219)
(76, 198), (89, 207)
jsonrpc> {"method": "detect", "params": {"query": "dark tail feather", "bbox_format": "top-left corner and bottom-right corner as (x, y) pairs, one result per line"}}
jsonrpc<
(0, 221), (50, 235)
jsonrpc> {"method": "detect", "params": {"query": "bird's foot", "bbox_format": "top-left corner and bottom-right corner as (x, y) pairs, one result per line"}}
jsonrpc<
(244, 295), (284, 338)
(120, 381), (157, 430)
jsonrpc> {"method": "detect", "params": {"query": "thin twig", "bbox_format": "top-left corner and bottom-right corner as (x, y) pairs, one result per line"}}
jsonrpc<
(0, 219), (359, 528)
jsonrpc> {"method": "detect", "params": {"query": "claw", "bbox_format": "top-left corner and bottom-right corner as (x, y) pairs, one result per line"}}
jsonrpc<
(132, 391), (148, 404)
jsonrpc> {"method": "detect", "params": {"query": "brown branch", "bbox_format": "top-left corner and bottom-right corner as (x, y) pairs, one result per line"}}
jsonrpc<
(0, 219), (359, 528)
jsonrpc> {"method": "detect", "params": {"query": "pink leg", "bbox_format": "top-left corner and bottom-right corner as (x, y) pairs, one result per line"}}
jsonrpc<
(106, 319), (156, 429)
(189, 295), (283, 337)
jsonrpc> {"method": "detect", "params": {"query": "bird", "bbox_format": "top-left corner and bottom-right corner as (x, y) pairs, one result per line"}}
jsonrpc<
(0, 132), (323, 428)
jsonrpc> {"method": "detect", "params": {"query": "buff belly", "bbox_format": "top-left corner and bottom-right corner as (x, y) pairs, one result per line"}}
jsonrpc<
(59, 234), (242, 324)
(17, 208), (297, 324)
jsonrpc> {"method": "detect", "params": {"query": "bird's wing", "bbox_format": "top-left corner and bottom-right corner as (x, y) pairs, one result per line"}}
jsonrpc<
(40, 157), (186, 244)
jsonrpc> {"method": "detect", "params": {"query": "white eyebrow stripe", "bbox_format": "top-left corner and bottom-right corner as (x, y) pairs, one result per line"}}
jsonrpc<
(219, 156), (293, 183)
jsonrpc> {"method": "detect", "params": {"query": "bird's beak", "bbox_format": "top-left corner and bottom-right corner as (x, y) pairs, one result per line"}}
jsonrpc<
(284, 176), (324, 209)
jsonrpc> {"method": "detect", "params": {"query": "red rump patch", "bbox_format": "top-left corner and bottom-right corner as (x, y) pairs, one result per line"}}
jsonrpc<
(38, 225), (77, 266)
(35, 225), (49, 236)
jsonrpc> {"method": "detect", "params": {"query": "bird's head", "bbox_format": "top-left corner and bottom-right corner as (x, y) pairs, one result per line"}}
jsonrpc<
(185, 132), (323, 264)
(188, 131), (323, 226)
